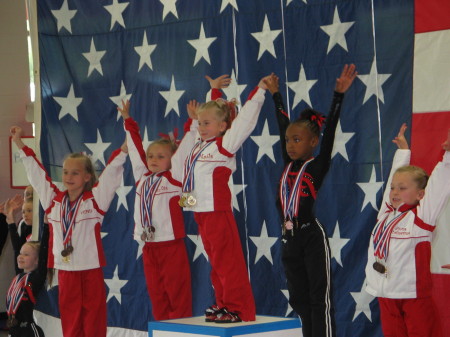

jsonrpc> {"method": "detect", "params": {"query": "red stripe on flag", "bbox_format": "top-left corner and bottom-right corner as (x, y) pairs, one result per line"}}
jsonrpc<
(411, 112), (449, 174)
(415, 0), (450, 33)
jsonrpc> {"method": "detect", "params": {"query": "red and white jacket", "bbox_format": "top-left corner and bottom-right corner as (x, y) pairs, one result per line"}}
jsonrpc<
(366, 149), (450, 298)
(180, 86), (266, 213)
(124, 117), (197, 242)
(19, 146), (127, 271)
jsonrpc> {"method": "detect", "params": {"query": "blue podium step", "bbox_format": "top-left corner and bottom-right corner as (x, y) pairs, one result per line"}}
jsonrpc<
(149, 315), (302, 337)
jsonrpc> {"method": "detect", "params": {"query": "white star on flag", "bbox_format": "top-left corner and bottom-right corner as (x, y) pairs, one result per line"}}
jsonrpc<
(51, 0), (77, 34)
(329, 221), (350, 267)
(357, 165), (384, 212)
(104, 0), (129, 30)
(101, 232), (108, 239)
(187, 23), (217, 66)
(288, 64), (318, 109)
(287, 0), (308, 5)
(115, 176), (133, 211)
(134, 31), (157, 72)
(331, 121), (355, 161)
(220, 0), (238, 12)
(250, 119), (279, 164)
(251, 15), (282, 60)
(53, 84), (83, 121)
(82, 38), (107, 77)
(350, 278), (376, 322)
(230, 175), (247, 212)
(320, 6), (355, 54)
(109, 81), (132, 120)
(249, 221), (278, 265)
(160, 0), (179, 20)
(84, 129), (111, 168)
(222, 69), (247, 103)
(187, 234), (209, 262)
(159, 75), (185, 117)
(136, 239), (144, 260)
(281, 289), (294, 317)
(358, 58), (392, 104)
(105, 265), (128, 304)
(142, 126), (155, 152)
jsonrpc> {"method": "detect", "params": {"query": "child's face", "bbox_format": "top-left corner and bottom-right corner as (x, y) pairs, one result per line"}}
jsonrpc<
(24, 186), (33, 201)
(197, 109), (227, 141)
(285, 124), (318, 161)
(389, 172), (424, 209)
(146, 144), (172, 173)
(17, 243), (38, 273)
(62, 158), (92, 197)
(22, 202), (33, 226)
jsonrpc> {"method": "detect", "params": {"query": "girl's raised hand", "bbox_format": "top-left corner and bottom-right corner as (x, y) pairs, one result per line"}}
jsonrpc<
(442, 129), (450, 151)
(263, 73), (279, 95)
(335, 64), (357, 93)
(117, 99), (130, 119)
(392, 123), (409, 150)
(187, 100), (200, 120)
(205, 74), (231, 89)
(10, 126), (23, 140)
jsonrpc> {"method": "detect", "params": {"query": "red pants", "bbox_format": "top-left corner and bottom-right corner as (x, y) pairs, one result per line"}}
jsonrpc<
(58, 268), (107, 337)
(143, 239), (192, 320)
(194, 211), (256, 321)
(378, 297), (442, 337)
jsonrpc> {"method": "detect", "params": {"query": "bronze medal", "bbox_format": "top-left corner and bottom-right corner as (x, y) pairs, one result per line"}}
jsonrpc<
(7, 315), (18, 328)
(141, 232), (147, 241)
(373, 261), (387, 274)
(61, 249), (68, 257)
(150, 226), (156, 233)
(66, 245), (74, 254)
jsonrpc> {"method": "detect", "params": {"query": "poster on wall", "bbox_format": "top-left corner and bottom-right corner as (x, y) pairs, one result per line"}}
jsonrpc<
(10, 136), (34, 189)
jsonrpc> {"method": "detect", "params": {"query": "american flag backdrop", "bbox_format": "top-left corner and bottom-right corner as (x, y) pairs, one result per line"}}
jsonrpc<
(31, 0), (425, 336)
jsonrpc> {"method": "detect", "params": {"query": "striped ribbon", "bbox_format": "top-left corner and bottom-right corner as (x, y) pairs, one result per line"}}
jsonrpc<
(373, 206), (409, 260)
(182, 140), (213, 193)
(61, 194), (83, 246)
(140, 174), (162, 231)
(6, 273), (30, 315)
(279, 158), (314, 220)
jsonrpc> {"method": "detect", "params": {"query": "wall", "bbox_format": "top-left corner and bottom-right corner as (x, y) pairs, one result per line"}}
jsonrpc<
(0, 0), (33, 311)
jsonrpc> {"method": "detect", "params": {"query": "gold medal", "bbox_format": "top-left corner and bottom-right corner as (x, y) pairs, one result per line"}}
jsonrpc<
(62, 255), (71, 263)
(178, 194), (187, 207)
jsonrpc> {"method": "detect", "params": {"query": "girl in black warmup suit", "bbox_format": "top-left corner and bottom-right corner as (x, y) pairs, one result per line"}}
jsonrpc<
(264, 64), (356, 337)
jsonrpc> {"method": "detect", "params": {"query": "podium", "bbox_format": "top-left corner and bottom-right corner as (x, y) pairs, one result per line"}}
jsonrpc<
(149, 315), (302, 337)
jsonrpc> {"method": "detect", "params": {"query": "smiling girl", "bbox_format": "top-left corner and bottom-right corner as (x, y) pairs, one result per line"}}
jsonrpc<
(10, 125), (128, 337)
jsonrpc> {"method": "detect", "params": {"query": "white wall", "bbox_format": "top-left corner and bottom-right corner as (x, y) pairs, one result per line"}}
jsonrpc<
(0, 0), (33, 311)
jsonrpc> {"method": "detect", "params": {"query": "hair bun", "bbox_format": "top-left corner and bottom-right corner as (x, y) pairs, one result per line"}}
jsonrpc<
(299, 108), (325, 129)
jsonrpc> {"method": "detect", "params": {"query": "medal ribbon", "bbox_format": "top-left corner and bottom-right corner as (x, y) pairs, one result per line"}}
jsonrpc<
(140, 174), (163, 231)
(182, 140), (213, 193)
(373, 206), (409, 260)
(60, 194), (83, 247)
(6, 273), (30, 315)
(279, 158), (314, 220)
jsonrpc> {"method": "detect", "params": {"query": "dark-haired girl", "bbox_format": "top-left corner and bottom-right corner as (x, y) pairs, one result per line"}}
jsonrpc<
(264, 65), (356, 337)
